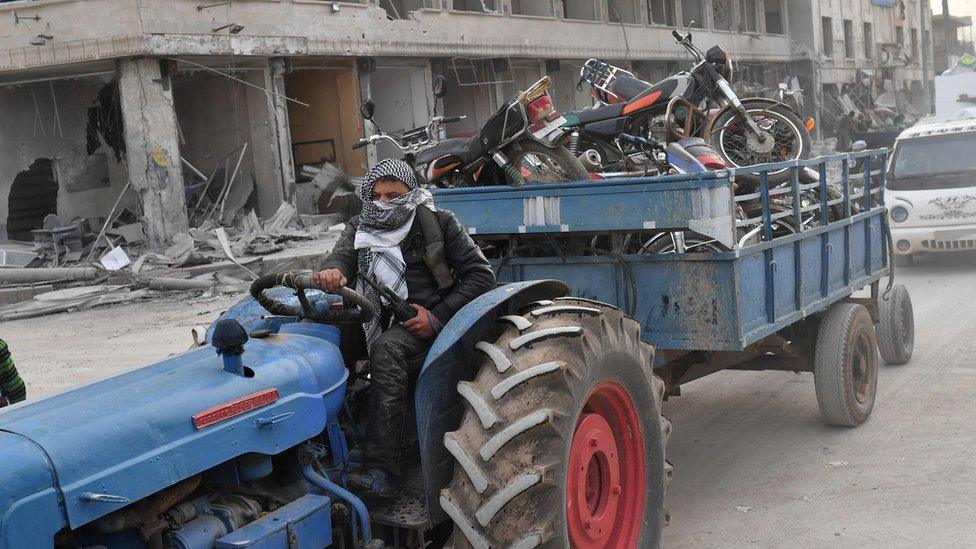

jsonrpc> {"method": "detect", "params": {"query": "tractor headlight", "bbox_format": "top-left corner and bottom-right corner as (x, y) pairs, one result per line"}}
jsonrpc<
(891, 206), (909, 223)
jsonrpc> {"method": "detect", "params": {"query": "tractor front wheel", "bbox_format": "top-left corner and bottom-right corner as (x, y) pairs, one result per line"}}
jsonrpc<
(440, 298), (670, 548)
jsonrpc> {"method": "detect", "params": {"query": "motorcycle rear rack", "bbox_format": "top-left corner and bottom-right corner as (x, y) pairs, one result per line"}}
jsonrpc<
(579, 58), (635, 105)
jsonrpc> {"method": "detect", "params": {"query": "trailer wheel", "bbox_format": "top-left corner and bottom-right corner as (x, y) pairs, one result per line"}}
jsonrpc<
(440, 299), (670, 548)
(813, 303), (879, 427)
(877, 284), (914, 365)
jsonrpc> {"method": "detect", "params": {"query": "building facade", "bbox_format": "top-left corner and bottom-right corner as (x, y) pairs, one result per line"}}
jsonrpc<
(787, 0), (934, 141)
(0, 0), (927, 245)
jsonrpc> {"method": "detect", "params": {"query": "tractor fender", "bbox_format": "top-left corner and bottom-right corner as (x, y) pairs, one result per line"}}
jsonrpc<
(703, 97), (797, 140)
(414, 280), (568, 527)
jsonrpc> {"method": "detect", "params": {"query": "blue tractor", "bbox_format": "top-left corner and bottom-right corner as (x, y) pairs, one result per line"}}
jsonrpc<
(0, 150), (909, 548)
(0, 269), (665, 548)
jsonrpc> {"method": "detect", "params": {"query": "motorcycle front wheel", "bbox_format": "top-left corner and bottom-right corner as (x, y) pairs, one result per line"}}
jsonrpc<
(710, 100), (811, 185)
(505, 141), (589, 185)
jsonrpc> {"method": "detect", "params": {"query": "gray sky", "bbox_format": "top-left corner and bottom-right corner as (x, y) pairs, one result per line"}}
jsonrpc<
(933, 0), (976, 19)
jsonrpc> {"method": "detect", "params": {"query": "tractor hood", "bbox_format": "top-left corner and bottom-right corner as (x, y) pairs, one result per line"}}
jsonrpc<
(0, 322), (346, 538)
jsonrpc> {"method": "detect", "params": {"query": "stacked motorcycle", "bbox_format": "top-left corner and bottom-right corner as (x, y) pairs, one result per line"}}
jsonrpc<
(353, 28), (824, 252)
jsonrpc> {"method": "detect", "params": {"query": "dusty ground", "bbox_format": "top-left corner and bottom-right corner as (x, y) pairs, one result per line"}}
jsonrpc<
(2, 292), (240, 396)
(3, 253), (975, 547)
(661, 253), (976, 548)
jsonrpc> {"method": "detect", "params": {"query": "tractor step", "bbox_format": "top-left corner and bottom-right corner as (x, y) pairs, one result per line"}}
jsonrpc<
(369, 492), (428, 529)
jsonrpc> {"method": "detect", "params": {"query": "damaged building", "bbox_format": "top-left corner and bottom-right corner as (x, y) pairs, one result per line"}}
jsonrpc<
(787, 0), (935, 145)
(0, 0), (932, 249)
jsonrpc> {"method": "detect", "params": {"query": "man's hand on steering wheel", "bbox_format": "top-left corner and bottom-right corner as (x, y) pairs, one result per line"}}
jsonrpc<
(313, 269), (347, 292)
(403, 304), (437, 339)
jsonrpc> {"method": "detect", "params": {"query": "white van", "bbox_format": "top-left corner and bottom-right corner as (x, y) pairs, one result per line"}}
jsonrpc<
(886, 114), (976, 266)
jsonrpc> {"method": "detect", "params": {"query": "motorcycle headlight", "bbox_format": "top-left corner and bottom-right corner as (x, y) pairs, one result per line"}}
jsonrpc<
(891, 206), (909, 223)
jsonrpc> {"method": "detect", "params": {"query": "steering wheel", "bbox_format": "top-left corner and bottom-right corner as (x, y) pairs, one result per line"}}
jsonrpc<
(249, 272), (376, 324)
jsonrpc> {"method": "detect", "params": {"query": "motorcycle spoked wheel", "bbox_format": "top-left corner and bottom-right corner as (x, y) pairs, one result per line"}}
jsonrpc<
(637, 201), (801, 254)
(710, 101), (811, 185)
(505, 141), (590, 184)
(637, 231), (729, 254)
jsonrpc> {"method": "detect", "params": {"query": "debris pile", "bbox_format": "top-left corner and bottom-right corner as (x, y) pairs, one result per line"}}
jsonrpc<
(0, 162), (362, 320)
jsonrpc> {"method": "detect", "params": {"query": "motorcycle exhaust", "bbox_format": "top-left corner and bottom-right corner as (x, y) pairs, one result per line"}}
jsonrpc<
(578, 149), (603, 172)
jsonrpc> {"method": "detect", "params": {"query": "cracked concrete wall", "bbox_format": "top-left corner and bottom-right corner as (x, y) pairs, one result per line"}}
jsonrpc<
(117, 58), (188, 247)
(0, 78), (132, 241)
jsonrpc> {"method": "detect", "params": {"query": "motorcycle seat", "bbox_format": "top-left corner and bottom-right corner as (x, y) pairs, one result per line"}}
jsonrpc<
(415, 136), (483, 166)
(568, 103), (626, 125)
(608, 74), (653, 102)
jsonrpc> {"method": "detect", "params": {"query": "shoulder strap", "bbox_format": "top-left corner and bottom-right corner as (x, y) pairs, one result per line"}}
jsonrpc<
(416, 206), (454, 290)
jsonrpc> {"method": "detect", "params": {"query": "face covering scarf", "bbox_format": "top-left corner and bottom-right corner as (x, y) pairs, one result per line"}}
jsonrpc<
(354, 158), (434, 348)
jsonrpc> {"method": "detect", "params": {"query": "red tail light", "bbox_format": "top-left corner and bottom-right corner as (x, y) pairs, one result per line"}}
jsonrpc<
(527, 95), (555, 124)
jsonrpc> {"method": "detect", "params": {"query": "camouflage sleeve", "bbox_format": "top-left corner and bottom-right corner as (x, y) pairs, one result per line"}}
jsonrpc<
(0, 339), (26, 404)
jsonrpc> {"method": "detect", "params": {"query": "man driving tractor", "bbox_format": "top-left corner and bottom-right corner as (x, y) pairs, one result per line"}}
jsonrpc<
(314, 158), (496, 498)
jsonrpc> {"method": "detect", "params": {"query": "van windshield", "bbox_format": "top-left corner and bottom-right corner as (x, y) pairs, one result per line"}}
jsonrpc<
(892, 132), (976, 179)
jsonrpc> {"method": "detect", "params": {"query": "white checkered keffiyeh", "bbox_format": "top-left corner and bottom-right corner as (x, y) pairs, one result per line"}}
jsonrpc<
(355, 159), (434, 348)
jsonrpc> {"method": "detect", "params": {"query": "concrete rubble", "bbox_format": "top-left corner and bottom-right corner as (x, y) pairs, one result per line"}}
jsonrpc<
(0, 161), (360, 318)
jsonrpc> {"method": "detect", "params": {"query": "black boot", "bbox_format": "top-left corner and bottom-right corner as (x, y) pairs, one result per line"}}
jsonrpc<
(347, 468), (398, 499)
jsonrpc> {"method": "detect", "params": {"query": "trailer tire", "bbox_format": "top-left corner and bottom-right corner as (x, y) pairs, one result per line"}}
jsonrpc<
(814, 303), (878, 427)
(441, 299), (670, 548)
(877, 284), (914, 365)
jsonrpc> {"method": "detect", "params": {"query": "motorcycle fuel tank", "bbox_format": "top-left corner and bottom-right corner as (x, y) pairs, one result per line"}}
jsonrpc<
(0, 313), (346, 547)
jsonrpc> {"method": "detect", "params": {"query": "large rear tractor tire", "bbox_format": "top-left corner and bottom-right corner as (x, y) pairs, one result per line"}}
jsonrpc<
(440, 298), (670, 548)
(814, 303), (879, 427)
(877, 284), (914, 365)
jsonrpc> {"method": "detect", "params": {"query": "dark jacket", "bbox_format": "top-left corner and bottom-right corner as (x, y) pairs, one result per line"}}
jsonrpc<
(321, 208), (496, 325)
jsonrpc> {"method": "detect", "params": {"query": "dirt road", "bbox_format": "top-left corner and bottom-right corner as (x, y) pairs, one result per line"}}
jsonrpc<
(2, 253), (973, 547)
(2, 292), (240, 396)
(661, 254), (976, 547)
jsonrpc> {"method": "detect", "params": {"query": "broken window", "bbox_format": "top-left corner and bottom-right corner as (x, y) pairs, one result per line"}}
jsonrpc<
(739, 0), (757, 32)
(453, 0), (497, 13)
(864, 22), (874, 60)
(648, 0), (675, 25)
(712, 0), (733, 31)
(379, 0), (429, 19)
(607, 0), (638, 23)
(512, 0), (554, 16)
(764, 0), (784, 34)
(822, 16), (833, 57)
(7, 159), (58, 242)
(681, 0), (704, 28)
(562, 0), (599, 20)
(844, 19), (855, 59)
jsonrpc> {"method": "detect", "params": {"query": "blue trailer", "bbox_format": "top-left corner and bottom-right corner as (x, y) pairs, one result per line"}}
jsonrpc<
(0, 150), (913, 549)
(433, 148), (914, 420)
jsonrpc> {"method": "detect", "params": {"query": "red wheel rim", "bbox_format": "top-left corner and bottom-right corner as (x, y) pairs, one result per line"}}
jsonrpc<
(567, 381), (645, 548)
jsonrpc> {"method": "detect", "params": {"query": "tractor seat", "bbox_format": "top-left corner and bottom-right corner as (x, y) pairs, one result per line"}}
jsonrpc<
(567, 103), (626, 125)
(415, 137), (483, 166)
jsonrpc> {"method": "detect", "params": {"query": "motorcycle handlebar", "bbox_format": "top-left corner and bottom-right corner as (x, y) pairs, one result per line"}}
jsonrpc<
(352, 138), (369, 150)
(672, 29), (683, 42)
(440, 115), (466, 123)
